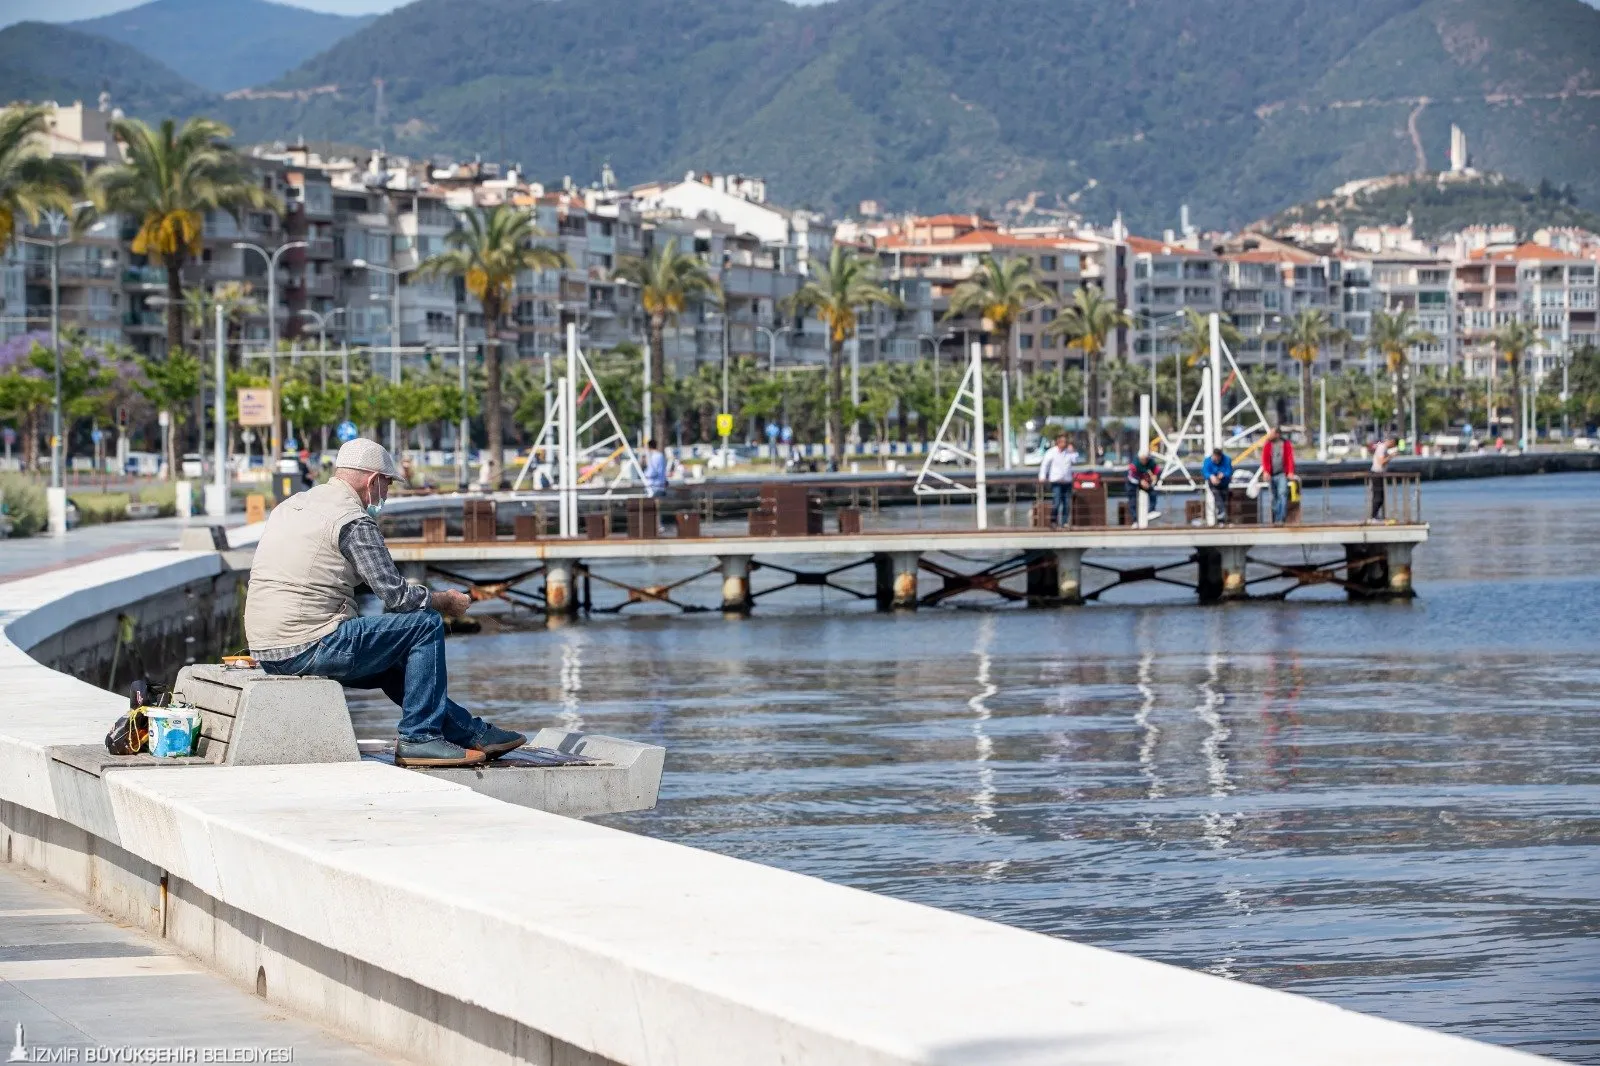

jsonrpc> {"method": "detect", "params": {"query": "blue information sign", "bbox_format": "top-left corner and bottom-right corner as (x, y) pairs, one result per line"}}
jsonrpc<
(336, 421), (359, 443)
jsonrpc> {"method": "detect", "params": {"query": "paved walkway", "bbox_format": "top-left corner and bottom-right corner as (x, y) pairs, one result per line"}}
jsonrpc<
(0, 515), (246, 583)
(0, 862), (399, 1064)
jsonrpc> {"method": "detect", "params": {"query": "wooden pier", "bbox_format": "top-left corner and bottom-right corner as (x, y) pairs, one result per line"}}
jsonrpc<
(387, 521), (1428, 616)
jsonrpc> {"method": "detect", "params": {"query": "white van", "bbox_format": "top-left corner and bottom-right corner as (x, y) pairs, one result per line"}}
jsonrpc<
(1325, 433), (1354, 459)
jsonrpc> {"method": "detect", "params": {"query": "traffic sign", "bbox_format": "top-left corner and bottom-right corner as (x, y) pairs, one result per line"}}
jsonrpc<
(781, 425), (793, 443)
(285, 438), (298, 451)
(764, 421), (780, 441)
(3, 427), (16, 446)
(716, 413), (734, 438)
(336, 421), (359, 443)
(90, 429), (103, 444)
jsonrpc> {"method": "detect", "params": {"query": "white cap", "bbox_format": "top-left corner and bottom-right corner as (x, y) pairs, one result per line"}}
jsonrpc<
(334, 438), (406, 484)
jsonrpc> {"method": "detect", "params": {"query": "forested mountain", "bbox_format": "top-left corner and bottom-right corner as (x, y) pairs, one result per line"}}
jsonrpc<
(0, 21), (209, 117)
(4, 0), (1599, 233)
(72, 0), (375, 93)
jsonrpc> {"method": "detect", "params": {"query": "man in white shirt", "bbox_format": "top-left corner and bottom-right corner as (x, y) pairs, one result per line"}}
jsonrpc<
(1037, 433), (1077, 526)
(1369, 435), (1396, 519)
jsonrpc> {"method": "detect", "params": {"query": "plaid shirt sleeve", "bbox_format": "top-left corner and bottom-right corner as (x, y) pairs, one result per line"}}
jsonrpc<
(338, 517), (430, 613)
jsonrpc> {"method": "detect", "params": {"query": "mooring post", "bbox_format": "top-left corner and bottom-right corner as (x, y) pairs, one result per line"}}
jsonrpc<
(545, 559), (579, 617)
(720, 555), (753, 614)
(1196, 547), (1223, 603)
(1219, 545), (1249, 600)
(1384, 542), (1414, 597)
(1344, 543), (1388, 600)
(1055, 548), (1085, 605)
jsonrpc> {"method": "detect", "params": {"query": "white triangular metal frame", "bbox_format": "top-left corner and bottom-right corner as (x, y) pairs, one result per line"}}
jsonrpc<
(509, 324), (646, 505)
(913, 342), (988, 529)
(1152, 313), (1273, 497)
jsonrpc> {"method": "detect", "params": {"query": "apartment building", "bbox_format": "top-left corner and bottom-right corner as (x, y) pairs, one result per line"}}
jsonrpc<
(1214, 237), (1345, 371)
(872, 216), (1092, 373)
(1456, 243), (1598, 377)
(1337, 251), (1456, 373)
(1123, 235), (1222, 366)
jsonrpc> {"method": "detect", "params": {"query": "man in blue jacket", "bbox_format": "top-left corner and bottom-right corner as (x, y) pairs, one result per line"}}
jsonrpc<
(1201, 447), (1233, 525)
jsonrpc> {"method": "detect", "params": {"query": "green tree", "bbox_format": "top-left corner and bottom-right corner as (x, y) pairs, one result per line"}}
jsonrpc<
(91, 117), (275, 360)
(0, 368), (51, 472)
(944, 253), (1053, 398)
(1368, 308), (1438, 437)
(133, 350), (201, 479)
(0, 104), (84, 252)
(782, 245), (900, 464)
(1489, 318), (1541, 445)
(613, 238), (720, 440)
(416, 203), (568, 486)
(1274, 308), (1348, 437)
(1046, 285), (1131, 464)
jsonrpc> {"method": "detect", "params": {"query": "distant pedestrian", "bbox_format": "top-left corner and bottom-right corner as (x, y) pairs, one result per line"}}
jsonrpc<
(1369, 434), (1396, 520)
(1202, 447), (1233, 525)
(1126, 450), (1161, 524)
(643, 439), (668, 498)
(1037, 433), (1077, 526)
(1262, 426), (1296, 524)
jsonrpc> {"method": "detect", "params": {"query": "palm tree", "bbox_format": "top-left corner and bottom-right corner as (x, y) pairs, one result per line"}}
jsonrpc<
(1368, 307), (1437, 437)
(1046, 285), (1131, 464)
(91, 117), (275, 361)
(944, 253), (1053, 397)
(0, 104), (83, 252)
(1275, 308), (1348, 441)
(1490, 318), (1540, 446)
(782, 245), (899, 464)
(417, 203), (567, 486)
(612, 237), (719, 439)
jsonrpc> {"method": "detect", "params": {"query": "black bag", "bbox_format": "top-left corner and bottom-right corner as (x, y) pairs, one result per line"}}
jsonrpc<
(104, 679), (164, 756)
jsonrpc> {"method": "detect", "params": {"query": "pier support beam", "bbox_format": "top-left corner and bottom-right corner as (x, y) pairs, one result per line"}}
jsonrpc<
(1219, 545), (1249, 600)
(1385, 542), (1414, 598)
(874, 552), (921, 610)
(1055, 548), (1085, 605)
(720, 555), (753, 614)
(1345, 544), (1389, 600)
(545, 559), (579, 617)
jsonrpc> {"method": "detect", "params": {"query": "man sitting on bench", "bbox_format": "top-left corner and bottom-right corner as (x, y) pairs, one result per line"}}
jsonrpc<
(244, 438), (525, 768)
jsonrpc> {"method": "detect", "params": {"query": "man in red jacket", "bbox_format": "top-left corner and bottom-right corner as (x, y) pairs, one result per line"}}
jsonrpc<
(1261, 426), (1296, 524)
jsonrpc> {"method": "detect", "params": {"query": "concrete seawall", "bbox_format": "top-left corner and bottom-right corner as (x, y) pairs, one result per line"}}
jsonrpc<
(0, 545), (1551, 1064)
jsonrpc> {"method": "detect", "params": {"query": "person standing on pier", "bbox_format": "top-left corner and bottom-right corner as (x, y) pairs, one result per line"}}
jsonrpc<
(1369, 435), (1397, 520)
(244, 438), (527, 768)
(1126, 450), (1162, 524)
(1261, 426), (1296, 524)
(644, 439), (669, 498)
(1202, 447), (1233, 524)
(1038, 432), (1077, 526)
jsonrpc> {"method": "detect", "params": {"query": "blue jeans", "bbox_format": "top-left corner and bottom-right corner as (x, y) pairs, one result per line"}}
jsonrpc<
(260, 611), (486, 745)
(1049, 482), (1071, 525)
(1270, 472), (1289, 524)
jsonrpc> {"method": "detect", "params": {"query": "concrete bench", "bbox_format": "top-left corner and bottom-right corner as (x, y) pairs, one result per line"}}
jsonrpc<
(168, 664), (663, 818)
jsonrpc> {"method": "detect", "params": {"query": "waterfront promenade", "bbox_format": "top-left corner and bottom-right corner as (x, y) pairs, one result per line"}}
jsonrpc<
(0, 480), (1568, 1064)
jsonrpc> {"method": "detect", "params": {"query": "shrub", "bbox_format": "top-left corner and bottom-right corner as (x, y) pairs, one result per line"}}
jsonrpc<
(0, 474), (46, 537)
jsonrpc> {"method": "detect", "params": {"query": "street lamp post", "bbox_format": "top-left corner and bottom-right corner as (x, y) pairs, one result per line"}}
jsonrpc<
(755, 324), (792, 375)
(234, 239), (307, 458)
(351, 258), (401, 453)
(919, 330), (958, 411)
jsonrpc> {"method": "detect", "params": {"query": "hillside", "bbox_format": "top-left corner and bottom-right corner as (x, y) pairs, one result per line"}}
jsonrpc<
(72, 0), (376, 93)
(211, 0), (1600, 230)
(0, 21), (211, 118)
(1265, 174), (1600, 240)
(3, 0), (1598, 232)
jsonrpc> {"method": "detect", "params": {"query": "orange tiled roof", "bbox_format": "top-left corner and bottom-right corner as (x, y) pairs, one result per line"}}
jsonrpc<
(1470, 242), (1590, 262)
(1125, 235), (1209, 257)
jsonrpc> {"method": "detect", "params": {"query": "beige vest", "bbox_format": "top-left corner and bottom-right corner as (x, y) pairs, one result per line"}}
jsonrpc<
(245, 480), (371, 653)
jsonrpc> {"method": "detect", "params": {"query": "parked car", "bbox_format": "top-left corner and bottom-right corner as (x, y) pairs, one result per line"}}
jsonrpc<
(1325, 433), (1354, 459)
(180, 452), (204, 478)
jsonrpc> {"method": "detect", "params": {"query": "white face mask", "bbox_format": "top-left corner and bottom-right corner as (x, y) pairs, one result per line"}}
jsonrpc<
(365, 476), (387, 520)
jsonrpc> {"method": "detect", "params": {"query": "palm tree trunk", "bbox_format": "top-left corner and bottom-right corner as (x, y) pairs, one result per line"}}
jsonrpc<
(827, 335), (844, 466)
(164, 255), (185, 359)
(649, 316), (667, 442)
(483, 302), (504, 487)
(1510, 356), (1523, 446)
(1391, 364), (1403, 437)
(1085, 348), (1101, 465)
(1299, 361), (1311, 444)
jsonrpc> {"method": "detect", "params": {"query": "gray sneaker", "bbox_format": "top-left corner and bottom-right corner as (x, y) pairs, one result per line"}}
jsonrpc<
(395, 738), (487, 768)
(470, 723), (528, 760)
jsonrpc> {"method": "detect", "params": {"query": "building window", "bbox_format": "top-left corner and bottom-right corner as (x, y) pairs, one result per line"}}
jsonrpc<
(1039, 255), (1056, 271)
(1019, 334), (1034, 350)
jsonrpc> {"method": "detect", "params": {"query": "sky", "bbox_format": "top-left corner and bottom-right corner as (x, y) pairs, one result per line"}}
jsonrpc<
(0, 0), (405, 25)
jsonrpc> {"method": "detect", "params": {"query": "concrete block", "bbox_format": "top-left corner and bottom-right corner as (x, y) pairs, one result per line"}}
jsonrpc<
(173, 665), (359, 766)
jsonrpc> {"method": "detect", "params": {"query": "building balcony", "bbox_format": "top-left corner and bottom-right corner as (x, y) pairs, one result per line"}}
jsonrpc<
(124, 310), (166, 329)
(123, 266), (168, 287)
(306, 237), (335, 259)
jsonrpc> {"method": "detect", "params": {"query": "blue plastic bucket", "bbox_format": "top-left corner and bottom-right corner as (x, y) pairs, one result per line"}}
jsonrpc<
(147, 707), (200, 758)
